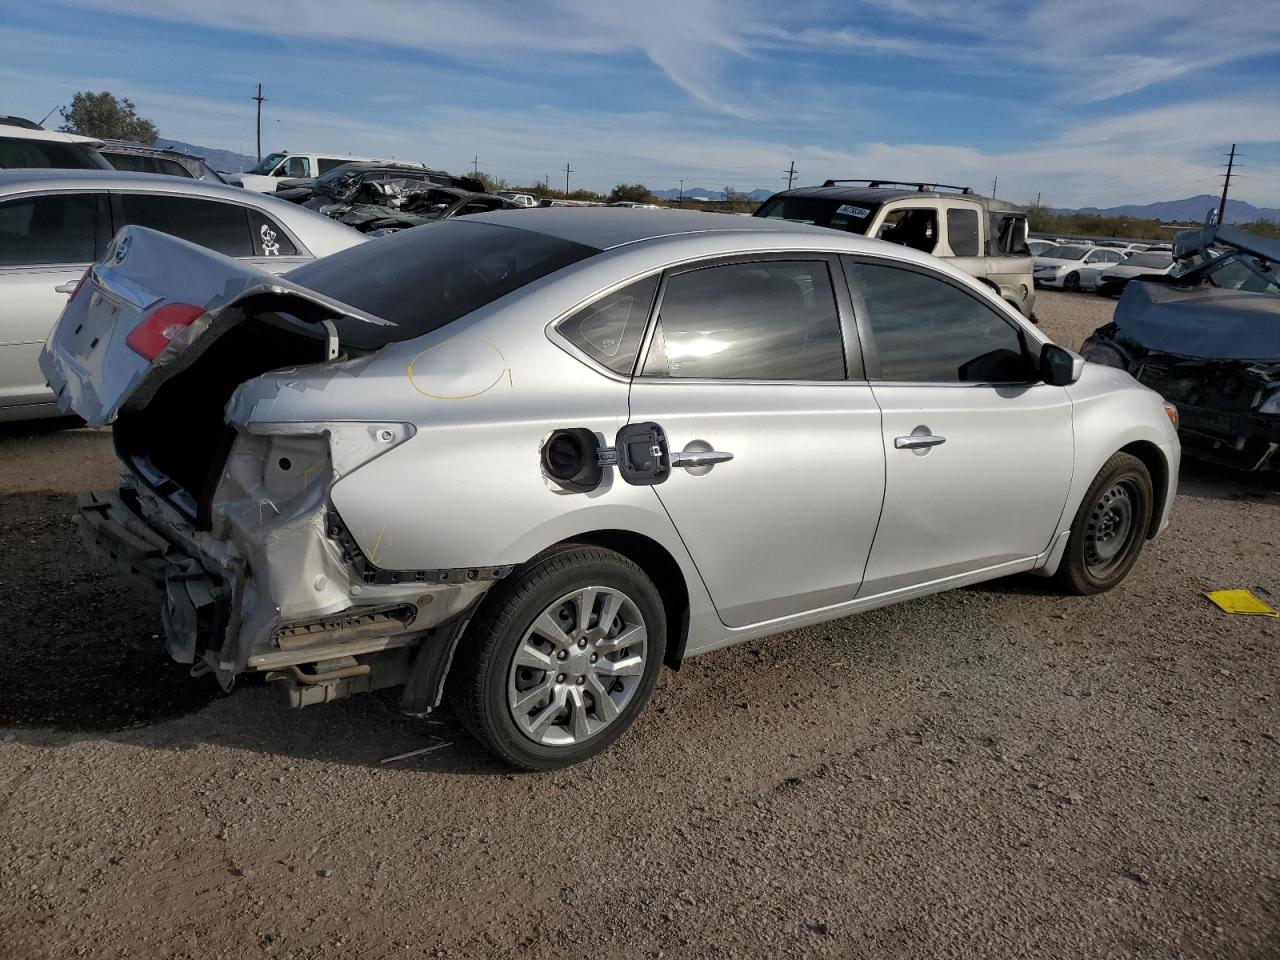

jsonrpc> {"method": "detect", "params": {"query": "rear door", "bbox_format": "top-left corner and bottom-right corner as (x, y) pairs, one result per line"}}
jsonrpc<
(0, 190), (110, 410)
(627, 255), (886, 628)
(842, 256), (1073, 596)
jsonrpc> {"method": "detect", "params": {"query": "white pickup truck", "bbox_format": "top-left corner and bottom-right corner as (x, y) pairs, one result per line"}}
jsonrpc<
(227, 151), (425, 192)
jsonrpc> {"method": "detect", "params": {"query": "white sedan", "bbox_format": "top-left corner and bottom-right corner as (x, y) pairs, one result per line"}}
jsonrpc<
(1033, 244), (1128, 291)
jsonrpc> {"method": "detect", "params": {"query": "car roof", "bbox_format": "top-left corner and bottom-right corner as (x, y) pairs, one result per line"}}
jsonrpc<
(0, 168), (322, 207)
(465, 207), (832, 250)
(0, 124), (103, 148)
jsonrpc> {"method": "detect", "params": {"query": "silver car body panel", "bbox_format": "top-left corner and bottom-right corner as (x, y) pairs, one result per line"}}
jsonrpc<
(0, 170), (363, 419)
(41, 210), (1179, 687)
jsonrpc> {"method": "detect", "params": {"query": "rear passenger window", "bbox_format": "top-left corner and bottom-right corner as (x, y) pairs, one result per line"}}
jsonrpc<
(642, 261), (845, 380)
(246, 210), (299, 257)
(557, 275), (659, 375)
(120, 194), (252, 257)
(846, 260), (1030, 383)
(317, 158), (346, 174)
(947, 208), (980, 257)
(0, 193), (101, 265)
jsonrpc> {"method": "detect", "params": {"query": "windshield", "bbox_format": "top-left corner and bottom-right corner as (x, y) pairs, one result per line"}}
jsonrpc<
(1123, 252), (1173, 268)
(1206, 255), (1280, 295)
(754, 196), (881, 234)
(1043, 245), (1087, 260)
(284, 220), (600, 349)
(247, 151), (285, 175)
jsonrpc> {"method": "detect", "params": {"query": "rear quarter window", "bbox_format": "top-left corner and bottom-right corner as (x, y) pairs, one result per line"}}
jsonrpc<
(556, 275), (659, 375)
(0, 136), (102, 170)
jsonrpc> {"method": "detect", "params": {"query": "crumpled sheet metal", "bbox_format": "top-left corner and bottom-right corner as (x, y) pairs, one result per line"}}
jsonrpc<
(1114, 281), (1280, 362)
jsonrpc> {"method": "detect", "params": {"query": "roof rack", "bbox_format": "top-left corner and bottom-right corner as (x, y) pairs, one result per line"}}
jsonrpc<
(821, 178), (973, 194)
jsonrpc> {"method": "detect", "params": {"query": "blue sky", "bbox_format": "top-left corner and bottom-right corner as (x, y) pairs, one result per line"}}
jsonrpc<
(3, 0), (1280, 207)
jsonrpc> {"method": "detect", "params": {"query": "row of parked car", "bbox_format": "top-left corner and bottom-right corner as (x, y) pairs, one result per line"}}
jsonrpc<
(1030, 240), (1176, 296)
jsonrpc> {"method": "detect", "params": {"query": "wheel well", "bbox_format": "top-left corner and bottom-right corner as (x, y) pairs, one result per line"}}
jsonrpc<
(1120, 440), (1168, 538)
(558, 530), (690, 669)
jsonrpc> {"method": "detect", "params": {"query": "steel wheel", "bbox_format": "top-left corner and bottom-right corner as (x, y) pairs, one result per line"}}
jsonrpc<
(1084, 480), (1140, 576)
(1064, 272), (1080, 292)
(506, 586), (648, 747)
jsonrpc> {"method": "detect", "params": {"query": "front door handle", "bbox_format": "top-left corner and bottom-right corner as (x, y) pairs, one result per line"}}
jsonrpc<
(894, 434), (946, 450)
(54, 281), (78, 294)
(671, 449), (734, 467)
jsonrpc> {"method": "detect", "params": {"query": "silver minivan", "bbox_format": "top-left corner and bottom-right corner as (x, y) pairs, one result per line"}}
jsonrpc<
(756, 180), (1037, 319)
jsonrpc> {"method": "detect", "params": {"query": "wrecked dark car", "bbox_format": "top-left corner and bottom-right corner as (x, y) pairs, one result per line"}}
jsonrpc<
(1082, 225), (1280, 471)
(274, 162), (483, 207)
(323, 183), (520, 234)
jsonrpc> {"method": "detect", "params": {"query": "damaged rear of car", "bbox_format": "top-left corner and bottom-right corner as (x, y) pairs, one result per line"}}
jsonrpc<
(40, 223), (592, 707)
(1082, 225), (1280, 471)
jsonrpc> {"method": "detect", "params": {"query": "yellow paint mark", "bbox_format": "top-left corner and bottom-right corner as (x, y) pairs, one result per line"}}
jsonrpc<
(406, 338), (511, 400)
(367, 525), (387, 565)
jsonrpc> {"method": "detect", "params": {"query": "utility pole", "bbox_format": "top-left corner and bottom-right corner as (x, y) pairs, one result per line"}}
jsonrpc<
(785, 160), (797, 190)
(990, 176), (997, 198)
(544, 174), (550, 191)
(1035, 191), (1041, 206)
(678, 178), (685, 206)
(252, 83), (266, 163)
(1217, 143), (1236, 226)
(564, 162), (573, 197)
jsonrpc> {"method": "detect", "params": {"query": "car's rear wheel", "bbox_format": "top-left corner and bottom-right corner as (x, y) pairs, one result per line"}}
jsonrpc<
(447, 545), (666, 770)
(1055, 452), (1153, 595)
(1064, 272), (1081, 292)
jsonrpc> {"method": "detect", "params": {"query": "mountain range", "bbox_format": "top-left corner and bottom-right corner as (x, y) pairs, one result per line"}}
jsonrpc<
(154, 139), (256, 174)
(650, 187), (774, 202)
(1050, 194), (1280, 224)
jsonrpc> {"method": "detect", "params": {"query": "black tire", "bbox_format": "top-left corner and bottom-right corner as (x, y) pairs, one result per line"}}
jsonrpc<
(1055, 452), (1153, 595)
(447, 545), (666, 770)
(1064, 272), (1081, 292)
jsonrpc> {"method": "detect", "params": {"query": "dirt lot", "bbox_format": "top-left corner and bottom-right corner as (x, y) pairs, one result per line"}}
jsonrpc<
(2, 290), (1277, 959)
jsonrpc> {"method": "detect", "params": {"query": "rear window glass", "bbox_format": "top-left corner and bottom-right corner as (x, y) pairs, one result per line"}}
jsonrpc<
(0, 136), (102, 170)
(755, 197), (880, 234)
(285, 220), (599, 350)
(120, 194), (253, 257)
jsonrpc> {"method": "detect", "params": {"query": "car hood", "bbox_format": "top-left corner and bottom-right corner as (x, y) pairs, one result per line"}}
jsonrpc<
(1114, 280), (1280, 361)
(1103, 263), (1172, 279)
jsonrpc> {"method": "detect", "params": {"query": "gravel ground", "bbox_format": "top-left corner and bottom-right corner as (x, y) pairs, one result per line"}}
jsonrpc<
(2, 290), (1278, 959)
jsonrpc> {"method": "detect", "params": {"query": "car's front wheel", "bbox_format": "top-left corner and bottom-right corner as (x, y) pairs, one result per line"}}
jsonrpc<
(1064, 271), (1081, 292)
(1055, 452), (1153, 595)
(447, 545), (666, 770)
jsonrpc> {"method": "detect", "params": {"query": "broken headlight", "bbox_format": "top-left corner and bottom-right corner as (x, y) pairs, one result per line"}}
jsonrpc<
(1081, 340), (1132, 370)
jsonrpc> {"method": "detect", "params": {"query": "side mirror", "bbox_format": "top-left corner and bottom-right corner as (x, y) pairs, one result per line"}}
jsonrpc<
(1040, 343), (1084, 386)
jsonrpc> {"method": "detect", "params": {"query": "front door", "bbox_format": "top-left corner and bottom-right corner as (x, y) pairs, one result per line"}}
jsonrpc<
(0, 191), (110, 411)
(627, 256), (886, 628)
(841, 256), (1074, 596)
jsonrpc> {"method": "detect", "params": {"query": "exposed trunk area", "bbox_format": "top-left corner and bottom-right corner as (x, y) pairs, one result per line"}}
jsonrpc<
(112, 315), (330, 525)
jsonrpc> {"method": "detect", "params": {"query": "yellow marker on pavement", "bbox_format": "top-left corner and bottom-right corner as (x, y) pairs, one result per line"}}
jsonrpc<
(1205, 589), (1280, 618)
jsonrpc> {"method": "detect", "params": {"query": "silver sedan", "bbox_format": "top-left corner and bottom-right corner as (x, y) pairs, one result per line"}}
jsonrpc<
(42, 210), (1180, 768)
(0, 169), (363, 420)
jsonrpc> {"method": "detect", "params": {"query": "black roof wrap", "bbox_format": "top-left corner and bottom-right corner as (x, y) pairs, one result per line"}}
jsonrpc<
(1114, 281), (1280, 361)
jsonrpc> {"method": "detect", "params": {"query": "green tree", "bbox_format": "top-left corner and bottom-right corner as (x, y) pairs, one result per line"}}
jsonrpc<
(59, 91), (158, 143)
(608, 183), (652, 204)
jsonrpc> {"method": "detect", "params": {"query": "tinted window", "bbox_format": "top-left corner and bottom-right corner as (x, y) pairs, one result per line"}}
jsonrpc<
(119, 194), (252, 257)
(846, 260), (1030, 383)
(153, 157), (193, 178)
(246, 209), (299, 257)
(641, 261), (845, 380)
(0, 193), (100, 265)
(0, 136), (101, 170)
(947, 208), (980, 257)
(284, 220), (598, 350)
(557, 275), (659, 375)
(317, 158), (347, 174)
(877, 208), (938, 254)
(754, 196), (880, 234)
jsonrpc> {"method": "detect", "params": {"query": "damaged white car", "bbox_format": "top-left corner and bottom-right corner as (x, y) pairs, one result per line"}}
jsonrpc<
(42, 209), (1180, 769)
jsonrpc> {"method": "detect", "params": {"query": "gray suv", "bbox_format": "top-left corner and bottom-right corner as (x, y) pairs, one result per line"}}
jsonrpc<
(756, 179), (1036, 319)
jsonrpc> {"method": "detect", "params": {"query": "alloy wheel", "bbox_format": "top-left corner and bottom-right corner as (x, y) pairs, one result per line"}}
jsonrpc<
(506, 586), (648, 747)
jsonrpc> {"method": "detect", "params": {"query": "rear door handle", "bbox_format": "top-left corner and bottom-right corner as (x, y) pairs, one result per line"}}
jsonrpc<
(894, 434), (946, 450)
(54, 281), (78, 294)
(671, 449), (734, 467)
